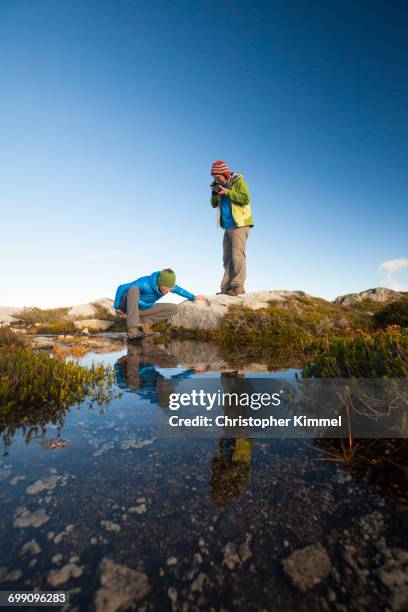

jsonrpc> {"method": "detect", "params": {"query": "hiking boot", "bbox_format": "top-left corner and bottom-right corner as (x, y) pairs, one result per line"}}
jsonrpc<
(227, 287), (245, 296)
(216, 289), (230, 295)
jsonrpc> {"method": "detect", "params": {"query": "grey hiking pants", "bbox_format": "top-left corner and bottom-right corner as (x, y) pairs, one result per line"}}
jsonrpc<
(221, 226), (250, 291)
(120, 285), (178, 335)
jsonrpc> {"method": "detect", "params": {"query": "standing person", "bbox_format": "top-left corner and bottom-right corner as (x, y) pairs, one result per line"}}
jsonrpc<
(210, 160), (254, 296)
(114, 268), (205, 341)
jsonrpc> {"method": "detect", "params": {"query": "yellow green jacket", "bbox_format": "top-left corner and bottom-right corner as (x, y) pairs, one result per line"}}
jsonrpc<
(211, 173), (254, 229)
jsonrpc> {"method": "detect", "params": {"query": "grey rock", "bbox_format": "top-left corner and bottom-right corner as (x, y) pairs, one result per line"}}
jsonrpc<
(334, 287), (405, 306)
(282, 543), (332, 592)
(94, 558), (150, 612)
(68, 298), (116, 319)
(169, 291), (312, 331)
(30, 336), (56, 350)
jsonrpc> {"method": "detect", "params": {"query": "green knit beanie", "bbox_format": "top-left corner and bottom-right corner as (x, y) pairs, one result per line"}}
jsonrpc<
(158, 268), (176, 288)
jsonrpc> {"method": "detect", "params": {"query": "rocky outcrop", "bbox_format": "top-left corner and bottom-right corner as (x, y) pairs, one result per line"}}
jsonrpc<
(334, 287), (406, 306)
(169, 291), (309, 331)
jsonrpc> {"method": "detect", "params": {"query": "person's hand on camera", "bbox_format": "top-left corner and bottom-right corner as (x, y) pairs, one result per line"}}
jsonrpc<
(194, 295), (206, 302)
(217, 186), (228, 196)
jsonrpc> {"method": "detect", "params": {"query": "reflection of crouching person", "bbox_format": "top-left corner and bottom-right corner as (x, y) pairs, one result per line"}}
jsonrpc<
(114, 268), (205, 340)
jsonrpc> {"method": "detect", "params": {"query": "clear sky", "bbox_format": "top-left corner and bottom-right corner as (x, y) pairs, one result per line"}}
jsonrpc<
(1, 0), (407, 307)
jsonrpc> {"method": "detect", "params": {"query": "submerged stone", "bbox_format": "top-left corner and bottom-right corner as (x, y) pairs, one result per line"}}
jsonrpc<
(48, 562), (83, 586)
(282, 543), (332, 591)
(94, 558), (150, 612)
(13, 507), (50, 528)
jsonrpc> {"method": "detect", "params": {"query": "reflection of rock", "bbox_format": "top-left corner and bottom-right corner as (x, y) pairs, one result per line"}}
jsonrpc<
(158, 339), (270, 372)
(282, 543), (331, 591)
(169, 291), (310, 331)
(94, 558), (150, 612)
(74, 319), (114, 332)
(43, 439), (70, 450)
(334, 287), (405, 306)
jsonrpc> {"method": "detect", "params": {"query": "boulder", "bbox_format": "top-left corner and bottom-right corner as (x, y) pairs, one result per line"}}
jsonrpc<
(73, 319), (114, 332)
(68, 298), (115, 319)
(169, 291), (309, 331)
(334, 287), (405, 306)
(30, 337), (56, 350)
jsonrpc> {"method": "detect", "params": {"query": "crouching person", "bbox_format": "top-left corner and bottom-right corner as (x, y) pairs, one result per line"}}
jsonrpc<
(114, 268), (205, 341)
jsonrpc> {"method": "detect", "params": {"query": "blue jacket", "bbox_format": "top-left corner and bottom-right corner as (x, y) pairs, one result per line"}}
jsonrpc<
(114, 271), (195, 310)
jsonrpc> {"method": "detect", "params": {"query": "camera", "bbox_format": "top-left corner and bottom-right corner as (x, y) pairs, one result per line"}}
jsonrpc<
(211, 178), (222, 196)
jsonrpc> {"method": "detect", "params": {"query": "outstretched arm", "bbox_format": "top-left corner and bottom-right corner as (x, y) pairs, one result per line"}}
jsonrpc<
(172, 285), (206, 302)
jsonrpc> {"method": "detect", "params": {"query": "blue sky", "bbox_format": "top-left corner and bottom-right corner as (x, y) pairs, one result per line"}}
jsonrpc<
(1, 0), (407, 307)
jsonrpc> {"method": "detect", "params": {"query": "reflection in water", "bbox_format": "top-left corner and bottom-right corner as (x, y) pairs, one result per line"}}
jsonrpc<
(114, 343), (195, 407)
(211, 372), (255, 506)
(0, 339), (403, 611)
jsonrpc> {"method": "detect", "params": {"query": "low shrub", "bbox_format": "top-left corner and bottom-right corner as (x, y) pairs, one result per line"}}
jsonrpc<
(0, 326), (27, 347)
(0, 331), (115, 452)
(302, 329), (408, 378)
(15, 306), (70, 325)
(374, 298), (408, 328)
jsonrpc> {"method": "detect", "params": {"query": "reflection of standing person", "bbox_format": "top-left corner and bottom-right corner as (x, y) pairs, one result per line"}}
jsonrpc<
(210, 161), (254, 296)
(211, 437), (253, 506)
(210, 372), (254, 506)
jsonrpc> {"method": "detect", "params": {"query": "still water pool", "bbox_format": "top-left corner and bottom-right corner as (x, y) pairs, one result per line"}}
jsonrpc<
(0, 339), (406, 611)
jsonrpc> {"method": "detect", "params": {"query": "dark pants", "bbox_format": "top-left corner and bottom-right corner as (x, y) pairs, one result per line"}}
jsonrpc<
(120, 286), (178, 335)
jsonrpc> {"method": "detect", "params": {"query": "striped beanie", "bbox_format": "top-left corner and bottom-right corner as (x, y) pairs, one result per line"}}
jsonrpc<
(211, 160), (230, 176)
